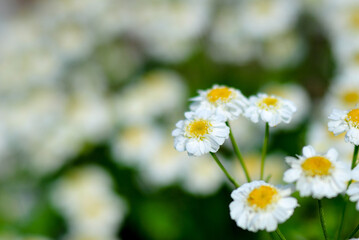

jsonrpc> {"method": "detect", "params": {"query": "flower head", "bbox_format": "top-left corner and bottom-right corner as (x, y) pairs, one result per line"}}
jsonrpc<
(328, 108), (359, 145)
(172, 109), (229, 156)
(229, 180), (297, 232)
(190, 85), (248, 121)
(244, 93), (296, 127)
(283, 146), (351, 199)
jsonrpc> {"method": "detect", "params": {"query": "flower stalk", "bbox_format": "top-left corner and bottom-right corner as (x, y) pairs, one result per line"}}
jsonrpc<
(318, 200), (328, 240)
(227, 122), (251, 182)
(210, 152), (239, 188)
(260, 122), (269, 180)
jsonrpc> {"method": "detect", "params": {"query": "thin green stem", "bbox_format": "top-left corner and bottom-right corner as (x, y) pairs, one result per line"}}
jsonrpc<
(318, 200), (328, 240)
(336, 198), (347, 240)
(337, 145), (359, 239)
(226, 122), (251, 182)
(347, 223), (359, 239)
(260, 122), (269, 180)
(275, 228), (287, 240)
(351, 145), (359, 169)
(269, 232), (276, 240)
(210, 152), (239, 188)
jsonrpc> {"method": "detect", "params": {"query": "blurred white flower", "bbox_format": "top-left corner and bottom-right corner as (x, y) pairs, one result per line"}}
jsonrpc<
(230, 180), (298, 232)
(131, 0), (211, 62)
(139, 139), (188, 187)
(208, 3), (258, 65)
(51, 166), (127, 239)
(224, 117), (261, 150)
(65, 92), (113, 143)
(245, 93), (297, 127)
(111, 124), (164, 167)
(114, 70), (187, 125)
(259, 31), (306, 69)
(172, 109), (229, 156)
(284, 145), (350, 198)
(190, 85), (249, 121)
(48, 18), (94, 61)
(181, 155), (224, 195)
(238, 0), (300, 39)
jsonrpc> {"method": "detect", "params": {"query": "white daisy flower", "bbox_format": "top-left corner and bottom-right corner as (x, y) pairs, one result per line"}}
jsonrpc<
(260, 82), (310, 129)
(283, 146), (351, 198)
(328, 108), (359, 145)
(190, 85), (248, 121)
(229, 180), (298, 232)
(244, 93), (296, 127)
(347, 165), (359, 210)
(172, 109), (229, 157)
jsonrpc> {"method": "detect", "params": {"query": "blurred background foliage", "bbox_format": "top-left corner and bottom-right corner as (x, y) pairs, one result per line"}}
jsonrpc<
(0, 0), (358, 239)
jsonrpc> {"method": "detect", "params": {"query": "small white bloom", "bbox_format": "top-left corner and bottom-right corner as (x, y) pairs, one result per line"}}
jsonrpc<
(284, 146), (351, 198)
(190, 85), (248, 121)
(172, 109), (229, 156)
(244, 93), (296, 127)
(260, 83), (310, 129)
(347, 165), (359, 210)
(328, 108), (359, 145)
(229, 180), (297, 232)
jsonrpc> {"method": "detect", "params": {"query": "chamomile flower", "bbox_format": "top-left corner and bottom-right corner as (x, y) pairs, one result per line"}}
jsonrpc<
(347, 165), (359, 210)
(283, 146), (350, 198)
(190, 85), (248, 121)
(172, 109), (229, 157)
(229, 180), (298, 232)
(244, 93), (296, 127)
(328, 108), (359, 145)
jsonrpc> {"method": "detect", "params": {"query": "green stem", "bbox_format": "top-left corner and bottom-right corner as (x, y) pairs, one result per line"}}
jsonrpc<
(347, 223), (359, 239)
(269, 232), (276, 240)
(260, 122), (269, 180)
(351, 145), (359, 169)
(336, 198), (347, 240)
(275, 228), (287, 240)
(226, 122), (251, 182)
(318, 200), (328, 240)
(337, 145), (359, 239)
(210, 152), (239, 188)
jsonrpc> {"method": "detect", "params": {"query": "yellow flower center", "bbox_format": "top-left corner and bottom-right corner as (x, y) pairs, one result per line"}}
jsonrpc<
(207, 87), (232, 104)
(353, 52), (359, 65)
(186, 119), (212, 139)
(350, 11), (359, 30)
(247, 185), (278, 210)
(254, 0), (272, 15)
(342, 91), (359, 105)
(301, 156), (332, 176)
(258, 97), (278, 109)
(346, 109), (359, 128)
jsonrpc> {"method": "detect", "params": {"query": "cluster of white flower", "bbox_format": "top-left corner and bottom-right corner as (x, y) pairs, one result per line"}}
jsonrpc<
(172, 83), (359, 236)
(173, 85), (300, 232)
(173, 85), (296, 156)
(51, 166), (127, 240)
